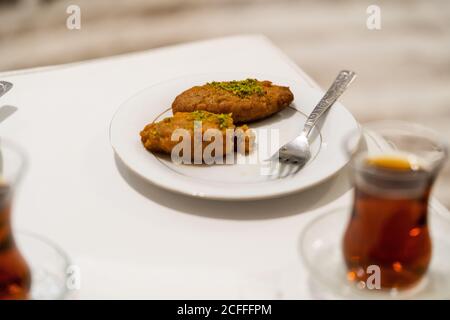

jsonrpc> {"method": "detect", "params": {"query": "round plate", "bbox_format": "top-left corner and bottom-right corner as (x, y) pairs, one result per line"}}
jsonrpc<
(300, 206), (450, 299)
(109, 72), (358, 200)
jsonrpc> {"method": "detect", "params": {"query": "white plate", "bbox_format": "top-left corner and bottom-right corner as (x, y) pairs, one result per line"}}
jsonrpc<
(110, 72), (358, 200)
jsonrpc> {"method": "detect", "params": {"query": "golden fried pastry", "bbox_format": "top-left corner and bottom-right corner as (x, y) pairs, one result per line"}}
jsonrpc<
(140, 111), (253, 161)
(171, 79), (294, 123)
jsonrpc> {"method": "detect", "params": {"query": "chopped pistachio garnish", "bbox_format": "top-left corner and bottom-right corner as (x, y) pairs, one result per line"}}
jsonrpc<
(217, 113), (233, 129)
(208, 79), (265, 98)
(192, 110), (210, 121)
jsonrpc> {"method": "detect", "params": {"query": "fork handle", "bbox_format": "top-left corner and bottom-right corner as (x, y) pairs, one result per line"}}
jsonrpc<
(301, 70), (356, 137)
(0, 81), (13, 99)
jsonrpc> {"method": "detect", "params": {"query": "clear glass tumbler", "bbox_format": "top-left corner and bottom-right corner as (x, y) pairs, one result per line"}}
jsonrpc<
(0, 139), (31, 299)
(343, 121), (448, 290)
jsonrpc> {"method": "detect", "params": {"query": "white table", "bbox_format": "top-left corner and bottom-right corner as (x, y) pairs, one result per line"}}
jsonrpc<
(1, 35), (448, 299)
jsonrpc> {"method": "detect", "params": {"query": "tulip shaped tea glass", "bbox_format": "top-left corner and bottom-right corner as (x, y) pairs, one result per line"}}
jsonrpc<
(0, 139), (70, 300)
(343, 121), (448, 291)
(0, 139), (31, 299)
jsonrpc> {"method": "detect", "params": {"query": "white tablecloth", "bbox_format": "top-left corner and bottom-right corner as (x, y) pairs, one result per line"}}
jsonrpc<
(1, 35), (448, 299)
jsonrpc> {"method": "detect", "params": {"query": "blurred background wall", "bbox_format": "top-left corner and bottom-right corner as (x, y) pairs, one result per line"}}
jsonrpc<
(1, 0), (449, 207)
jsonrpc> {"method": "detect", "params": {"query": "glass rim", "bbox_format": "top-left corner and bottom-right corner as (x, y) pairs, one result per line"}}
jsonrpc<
(344, 120), (449, 176)
(0, 137), (28, 188)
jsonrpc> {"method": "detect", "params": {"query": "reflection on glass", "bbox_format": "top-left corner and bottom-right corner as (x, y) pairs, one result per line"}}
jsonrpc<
(344, 121), (448, 290)
(0, 140), (31, 299)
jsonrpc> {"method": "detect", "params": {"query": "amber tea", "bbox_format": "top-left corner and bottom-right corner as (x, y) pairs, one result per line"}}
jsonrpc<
(343, 153), (436, 289)
(0, 184), (31, 299)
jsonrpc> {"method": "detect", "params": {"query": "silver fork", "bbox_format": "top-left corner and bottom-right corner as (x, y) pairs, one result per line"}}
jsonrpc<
(267, 70), (356, 170)
(0, 81), (13, 99)
(0, 82), (16, 124)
